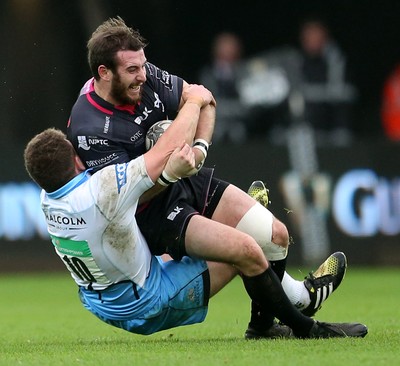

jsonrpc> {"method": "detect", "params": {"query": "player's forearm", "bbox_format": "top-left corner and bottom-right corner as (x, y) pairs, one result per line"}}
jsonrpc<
(147, 100), (201, 180)
(193, 103), (215, 167)
(146, 84), (213, 183)
(167, 100), (201, 147)
(195, 103), (215, 144)
(178, 82), (215, 148)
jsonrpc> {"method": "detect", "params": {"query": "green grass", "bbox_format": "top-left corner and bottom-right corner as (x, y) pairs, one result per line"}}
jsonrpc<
(0, 268), (399, 366)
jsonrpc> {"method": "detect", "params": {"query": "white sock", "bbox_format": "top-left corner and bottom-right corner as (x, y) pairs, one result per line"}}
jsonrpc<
(281, 272), (311, 310)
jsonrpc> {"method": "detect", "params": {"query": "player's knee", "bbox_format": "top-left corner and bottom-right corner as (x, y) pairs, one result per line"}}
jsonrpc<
(271, 219), (289, 249)
(236, 203), (289, 262)
(235, 202), (290, 248)
(236, 234), (268, 276)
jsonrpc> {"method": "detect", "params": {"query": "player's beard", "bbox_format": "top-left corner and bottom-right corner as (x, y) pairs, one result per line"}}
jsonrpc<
(110, 73), (142, 105)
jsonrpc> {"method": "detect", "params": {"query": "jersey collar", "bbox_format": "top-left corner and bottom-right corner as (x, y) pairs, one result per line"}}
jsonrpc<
(47, 169), (92, 199)
(115, 103), (138, 114)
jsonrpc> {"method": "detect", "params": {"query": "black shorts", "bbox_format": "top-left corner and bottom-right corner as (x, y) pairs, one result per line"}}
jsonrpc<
(136, 167), (229, 260)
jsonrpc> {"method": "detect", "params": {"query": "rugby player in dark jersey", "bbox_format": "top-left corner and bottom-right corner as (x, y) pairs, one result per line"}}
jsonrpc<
(67, 17), (359, 339)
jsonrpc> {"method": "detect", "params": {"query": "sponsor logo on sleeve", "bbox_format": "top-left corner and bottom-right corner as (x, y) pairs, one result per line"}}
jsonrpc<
(103, 116), (110, 134)
(115, 163), (128, 193)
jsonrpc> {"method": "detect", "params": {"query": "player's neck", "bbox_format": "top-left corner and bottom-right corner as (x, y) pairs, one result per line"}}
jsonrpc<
(94, 81), (117, 105)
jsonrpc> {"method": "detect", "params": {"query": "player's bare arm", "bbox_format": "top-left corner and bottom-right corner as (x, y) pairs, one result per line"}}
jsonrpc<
(144, 84), (213, 175)
(180, 81), (216, 170)
(138, 87), (211, 204)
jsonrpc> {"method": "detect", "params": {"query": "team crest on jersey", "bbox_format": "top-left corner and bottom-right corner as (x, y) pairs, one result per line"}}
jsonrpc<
(154, 92), (165, 112)
(115, 163), (128, 193)
(78, 136), (90, 150)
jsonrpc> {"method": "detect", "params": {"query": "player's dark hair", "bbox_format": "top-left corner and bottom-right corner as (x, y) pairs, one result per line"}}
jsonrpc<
(24, 128), (77, 192)
(87, 16), (148, 80)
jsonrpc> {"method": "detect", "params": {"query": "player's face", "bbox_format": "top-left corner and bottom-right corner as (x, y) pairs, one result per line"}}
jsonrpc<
(110, 49), (147, 105)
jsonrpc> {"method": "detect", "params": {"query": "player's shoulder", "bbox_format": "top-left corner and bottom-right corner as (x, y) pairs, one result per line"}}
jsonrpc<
(90, 165), (118, 193)
(145, 62), (183, 91)
(79, 78), (95, 96)
(68, 99), (105, 135)
(71, 78), (113, 116)
(69, 89), (110, 130)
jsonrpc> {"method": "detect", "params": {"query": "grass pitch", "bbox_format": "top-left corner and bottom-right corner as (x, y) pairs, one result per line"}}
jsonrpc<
(0, 267), (399, 366)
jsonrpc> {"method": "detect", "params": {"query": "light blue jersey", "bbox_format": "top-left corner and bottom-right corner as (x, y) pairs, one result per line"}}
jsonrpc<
(41, 155), (209, 335)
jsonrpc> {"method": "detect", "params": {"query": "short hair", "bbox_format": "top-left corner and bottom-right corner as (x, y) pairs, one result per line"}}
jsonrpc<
(24, 128), (76, 192)
(87, 16), (147, 79)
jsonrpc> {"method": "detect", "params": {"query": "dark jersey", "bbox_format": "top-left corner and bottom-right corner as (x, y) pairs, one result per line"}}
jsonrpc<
(67, 62), (184, 172)
(67, 62), (226, 260)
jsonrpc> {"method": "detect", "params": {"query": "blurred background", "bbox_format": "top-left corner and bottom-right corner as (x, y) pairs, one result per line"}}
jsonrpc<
(1, 0), (400, 270)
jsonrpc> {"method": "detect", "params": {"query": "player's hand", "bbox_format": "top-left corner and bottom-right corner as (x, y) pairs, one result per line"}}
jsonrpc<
(164, 142), (197, 179)
(182, 84), (216, 108)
